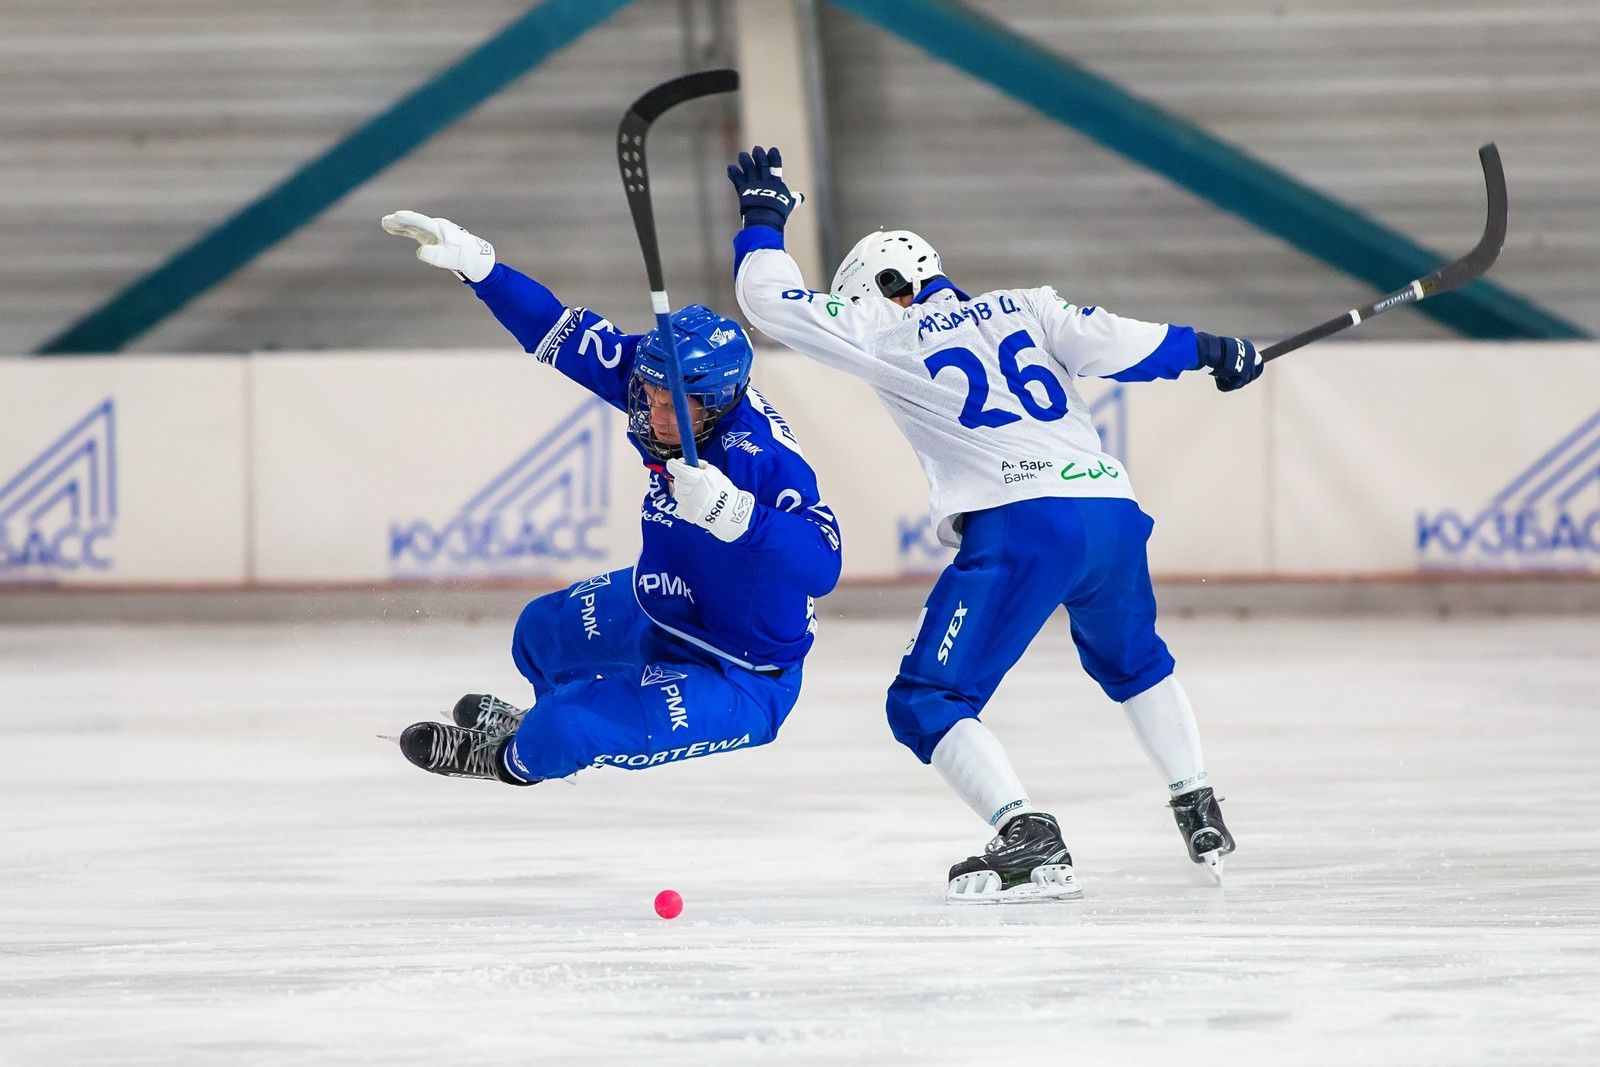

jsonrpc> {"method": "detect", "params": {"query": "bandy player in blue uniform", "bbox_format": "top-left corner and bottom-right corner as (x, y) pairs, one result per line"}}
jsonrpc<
(379, 209), (840, 786)
(727, 148), (1260, 900)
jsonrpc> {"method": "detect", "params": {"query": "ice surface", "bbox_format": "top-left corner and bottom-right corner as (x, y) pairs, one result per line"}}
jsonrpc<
(2, 613), (1598, 1065)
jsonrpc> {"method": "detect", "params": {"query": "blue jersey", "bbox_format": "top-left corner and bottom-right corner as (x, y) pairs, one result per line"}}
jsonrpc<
(470, 263), (842, 670)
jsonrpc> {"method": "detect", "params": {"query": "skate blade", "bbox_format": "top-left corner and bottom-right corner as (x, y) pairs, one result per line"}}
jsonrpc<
(946, 865), (1082, 905)
(1200, 850), (1226, 886)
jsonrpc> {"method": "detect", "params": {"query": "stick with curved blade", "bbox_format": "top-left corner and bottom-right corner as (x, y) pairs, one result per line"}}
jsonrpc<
(617, 69), (740, 466)
(1262, 143), (1507, 362)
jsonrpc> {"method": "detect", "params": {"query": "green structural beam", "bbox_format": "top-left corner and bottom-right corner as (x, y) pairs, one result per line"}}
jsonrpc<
(826, 0), (1588, 340)
(39, 0), (634, 354)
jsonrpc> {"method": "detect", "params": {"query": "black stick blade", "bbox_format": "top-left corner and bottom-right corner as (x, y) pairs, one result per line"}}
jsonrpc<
(617, 69), (740, 293)
(1428, 143), (1506, 294)
(1262, 142), (1509, 362)
(624, 69), (739, 128)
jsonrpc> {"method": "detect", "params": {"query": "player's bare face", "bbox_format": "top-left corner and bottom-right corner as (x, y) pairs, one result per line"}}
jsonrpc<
(643, 384), (706, 444)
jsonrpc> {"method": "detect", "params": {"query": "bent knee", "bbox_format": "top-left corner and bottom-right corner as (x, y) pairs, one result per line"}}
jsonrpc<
(886, 677), (977, 764)
(1090, 648), (1176, 703)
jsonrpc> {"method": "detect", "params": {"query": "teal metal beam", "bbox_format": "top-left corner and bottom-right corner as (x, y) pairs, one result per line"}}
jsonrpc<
(826, 0), (1588, 340)
(39, 0), (635, 354)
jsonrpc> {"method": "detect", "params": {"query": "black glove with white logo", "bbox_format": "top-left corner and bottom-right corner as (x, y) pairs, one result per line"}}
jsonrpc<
(727, 145), (804, 232)
(1196, 332), (1264, 392)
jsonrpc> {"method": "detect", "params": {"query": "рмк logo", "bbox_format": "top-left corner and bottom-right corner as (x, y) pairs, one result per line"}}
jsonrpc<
(0, 399), (117, 576)
(1416, 410), (1599, 571)
(388, 398), (613, 576)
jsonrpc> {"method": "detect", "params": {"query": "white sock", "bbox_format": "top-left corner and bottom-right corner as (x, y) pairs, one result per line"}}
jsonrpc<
(931, 718), (1035, 829)
(1121, 675), (1208, 795)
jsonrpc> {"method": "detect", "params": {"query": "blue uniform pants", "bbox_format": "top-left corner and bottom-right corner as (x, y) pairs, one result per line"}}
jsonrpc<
(887, 497), (1175, 763)
(503, 568), (802, 781)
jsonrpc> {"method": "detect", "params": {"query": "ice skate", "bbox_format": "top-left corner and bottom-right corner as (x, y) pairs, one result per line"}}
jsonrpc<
(946, 812), (1082, 904)
(1170, 786), (1234, 883)
(399, 721), (534, 785)
(451, 693), (526, 739)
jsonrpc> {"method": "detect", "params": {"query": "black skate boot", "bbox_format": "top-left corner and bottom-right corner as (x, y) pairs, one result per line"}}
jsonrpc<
(399, 722), (535, 786)
(1170, 786), (1235, 883)
(451, 693), (526, 739)
(946, 812), (1081, 904)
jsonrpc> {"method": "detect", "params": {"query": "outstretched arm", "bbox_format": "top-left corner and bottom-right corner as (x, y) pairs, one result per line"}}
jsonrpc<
(725, 147), (889, 383)
(382, 210), (640, 408)
(1035, 289), (1263, 393)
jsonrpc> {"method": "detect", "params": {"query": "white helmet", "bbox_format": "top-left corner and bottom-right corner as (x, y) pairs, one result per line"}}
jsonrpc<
(830, 229), (943, 305)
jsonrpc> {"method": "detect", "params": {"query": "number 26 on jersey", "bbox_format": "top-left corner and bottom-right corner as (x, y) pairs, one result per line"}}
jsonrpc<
(923, 328), (1068, 430)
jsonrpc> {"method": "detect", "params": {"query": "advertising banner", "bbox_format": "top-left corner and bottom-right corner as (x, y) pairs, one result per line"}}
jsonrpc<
(250, 352), (643, 584)
(4, 342), (1592, 588)
(1273, 344), (1600, 575)
(0, 357), (248, 585)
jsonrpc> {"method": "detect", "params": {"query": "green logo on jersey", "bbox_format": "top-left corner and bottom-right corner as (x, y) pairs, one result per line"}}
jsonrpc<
(1060, 460), (1120, 482)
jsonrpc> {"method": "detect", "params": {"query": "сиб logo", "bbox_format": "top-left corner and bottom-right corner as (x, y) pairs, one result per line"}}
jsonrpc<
(0, 399), (117, 575)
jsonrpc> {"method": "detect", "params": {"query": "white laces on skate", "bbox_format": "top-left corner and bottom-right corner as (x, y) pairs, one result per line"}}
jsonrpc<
(475, 695), (525, 738)
(426, 728), (454, 769)
(984, 813), (1037, 854)
(463, 733), (503, 776)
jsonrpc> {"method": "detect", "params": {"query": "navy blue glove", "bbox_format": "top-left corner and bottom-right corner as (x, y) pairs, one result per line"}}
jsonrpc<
(727, 145), (803, 231)
(1196, 332), (1263, 392)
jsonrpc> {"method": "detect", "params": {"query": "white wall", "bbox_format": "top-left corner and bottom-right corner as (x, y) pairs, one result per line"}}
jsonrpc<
(0, 357), (248, 584)
(249, 352), (644, 583)
(1269, 345), (1600, 575)
(2, 344), (1595, 588)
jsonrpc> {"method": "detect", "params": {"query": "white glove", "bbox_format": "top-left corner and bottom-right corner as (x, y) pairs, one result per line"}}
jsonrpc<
(380, 210), (496, 283)
(666, 458), (755, 543)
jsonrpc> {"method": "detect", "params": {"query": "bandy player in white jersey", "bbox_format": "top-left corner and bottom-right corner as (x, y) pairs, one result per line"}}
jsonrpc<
(726, 147), (1263, 901)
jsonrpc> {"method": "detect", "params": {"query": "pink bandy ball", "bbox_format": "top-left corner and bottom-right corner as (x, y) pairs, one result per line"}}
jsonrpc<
(654, 889), (684, 919)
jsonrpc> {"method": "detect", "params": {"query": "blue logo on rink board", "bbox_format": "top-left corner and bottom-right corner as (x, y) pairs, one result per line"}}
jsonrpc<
(1092, 386), (1127, 467)
(1416, 410), (1599, 571)
(896, 386), (1127, 572)
(0, 399), (118, 577)
(896, 514), (949, 572)
(388, 398), (612, 576)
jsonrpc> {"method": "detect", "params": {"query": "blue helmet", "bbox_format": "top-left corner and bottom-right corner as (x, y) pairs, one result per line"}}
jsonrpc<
(629, 304), (754, 459)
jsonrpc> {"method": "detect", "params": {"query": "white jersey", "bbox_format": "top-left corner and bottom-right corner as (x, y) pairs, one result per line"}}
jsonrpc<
(735, 244), (1193, 546)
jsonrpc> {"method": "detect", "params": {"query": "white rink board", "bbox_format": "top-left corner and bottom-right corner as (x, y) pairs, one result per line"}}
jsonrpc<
(0, 357), (248, 585)
(2, 342), (1595, 586)
(1273, 343), (1600, 574)
(251, 352), (644, 583)
(1093, 371), (1270, 575)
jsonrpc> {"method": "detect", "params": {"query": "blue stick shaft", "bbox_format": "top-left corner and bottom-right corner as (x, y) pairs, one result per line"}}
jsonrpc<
(652, 309), (699, 467)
